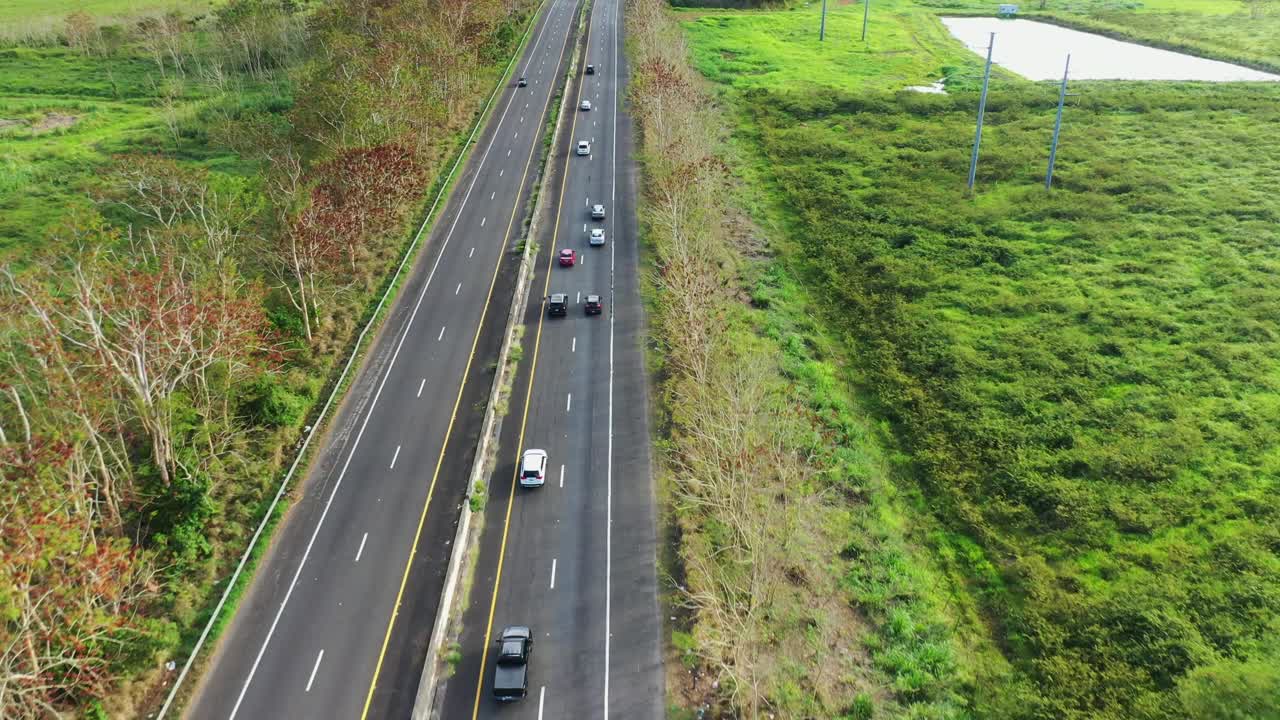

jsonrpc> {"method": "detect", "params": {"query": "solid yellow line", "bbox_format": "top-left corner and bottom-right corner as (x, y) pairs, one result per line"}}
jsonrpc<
(355, 3), (564, 717)
(468, 2), (594, 718)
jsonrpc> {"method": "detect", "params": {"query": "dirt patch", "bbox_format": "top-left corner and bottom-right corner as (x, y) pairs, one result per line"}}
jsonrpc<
(0, 118), (25, 132)
(33, 113), (78, 132)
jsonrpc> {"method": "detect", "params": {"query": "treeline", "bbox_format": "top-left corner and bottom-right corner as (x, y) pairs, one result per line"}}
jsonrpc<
(628, 1), (971, 718)
(0, 0), (532, 716)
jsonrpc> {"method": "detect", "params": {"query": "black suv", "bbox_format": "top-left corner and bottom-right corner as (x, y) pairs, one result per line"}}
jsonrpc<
(548, 293), (567, 316)
(584, 294), (603, 315)
(517, 76), (527, 87)
(585, 64), (595, 75)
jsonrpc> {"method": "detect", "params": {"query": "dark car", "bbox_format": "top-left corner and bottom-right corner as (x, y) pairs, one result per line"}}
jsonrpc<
(585, 64), (595, 75)
(492, 626), (533, 702)
(548, 293), (567, 316)
(517, 76), (527, 87)
(558, 248), (576, 267)
(584, 294), (603, 315)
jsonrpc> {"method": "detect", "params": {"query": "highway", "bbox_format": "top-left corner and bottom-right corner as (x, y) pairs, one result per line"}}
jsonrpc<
(183, 1), (589, 717)
(439, 0), (664, 715)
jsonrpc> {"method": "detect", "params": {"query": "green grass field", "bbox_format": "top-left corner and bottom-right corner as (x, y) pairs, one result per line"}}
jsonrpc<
(0, 33), (272, 260)
(0, 0), (207, 20)
(682, 1), (1280, 717)
(0, 0), (212, 43)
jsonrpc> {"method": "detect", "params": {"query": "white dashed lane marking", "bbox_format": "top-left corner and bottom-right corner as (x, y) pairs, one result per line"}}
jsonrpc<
(305, 650), (324, 693)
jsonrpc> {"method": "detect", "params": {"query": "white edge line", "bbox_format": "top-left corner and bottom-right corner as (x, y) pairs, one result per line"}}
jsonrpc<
(538, 686), (546, 720)
(153, 6), (536, 712)
(605, 0), (620, 714)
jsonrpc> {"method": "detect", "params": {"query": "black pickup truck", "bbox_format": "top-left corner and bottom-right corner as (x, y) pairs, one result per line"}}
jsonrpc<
(492, 626), (533, 702)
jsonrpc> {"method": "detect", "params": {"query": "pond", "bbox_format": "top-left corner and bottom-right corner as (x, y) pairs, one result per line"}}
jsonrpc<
(941, 17), (1280, 82)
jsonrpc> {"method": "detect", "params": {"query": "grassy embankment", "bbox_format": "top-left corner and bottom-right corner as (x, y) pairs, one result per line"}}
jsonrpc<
(0, 1), (536, 716)
(917, 0), (1280, 73)
(630, 0), (979, 718)
(677, 0), (1280, 718)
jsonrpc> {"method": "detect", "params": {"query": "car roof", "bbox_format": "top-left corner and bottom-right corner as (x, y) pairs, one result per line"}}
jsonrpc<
(560, 248), (573, 254)
(587, 294), (601, 302)
(550, 293), (566, 301)
(501, 625), (532, 638)
(591, 228), (604, 233)
(594, 204), (604, 209)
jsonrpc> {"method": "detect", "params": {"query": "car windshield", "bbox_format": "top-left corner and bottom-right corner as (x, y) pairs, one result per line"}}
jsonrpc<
(498, 641), (524, 663)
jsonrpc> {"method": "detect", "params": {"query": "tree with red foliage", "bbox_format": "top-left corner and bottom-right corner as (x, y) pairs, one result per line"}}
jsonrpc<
(278, 189), (345, 343)
(320, 143), (425, 271)
(0, 441), (172, 718)
(5, 246), (267, 489)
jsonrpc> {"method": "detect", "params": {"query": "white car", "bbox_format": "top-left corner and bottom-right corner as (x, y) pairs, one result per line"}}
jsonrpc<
(576, 140), (591, 156)
(589, 228), (605, 246)
(580, 100), (592, 111)
(519, 449), (547, 488)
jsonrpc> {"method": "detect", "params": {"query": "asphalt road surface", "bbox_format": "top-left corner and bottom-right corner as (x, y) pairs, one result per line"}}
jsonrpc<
(438, 0), (663, 716)
(184, 1), (587, 717)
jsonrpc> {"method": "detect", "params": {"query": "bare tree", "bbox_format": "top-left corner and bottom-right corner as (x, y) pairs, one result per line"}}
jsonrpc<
(277, 192), (343, 343)
(0, 442), (162, 718)
(1241, 0), (1274, 18)
(63, 11), (98, 56)
(104, 156), (204, 229)
(10, 250), (263, 487)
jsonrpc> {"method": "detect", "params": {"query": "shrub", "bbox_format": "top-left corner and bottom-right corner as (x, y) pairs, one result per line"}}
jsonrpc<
(243, 373), (309, 428)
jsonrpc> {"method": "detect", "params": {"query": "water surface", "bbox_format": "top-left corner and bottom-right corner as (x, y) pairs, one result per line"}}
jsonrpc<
(941, 17), (1280, 82)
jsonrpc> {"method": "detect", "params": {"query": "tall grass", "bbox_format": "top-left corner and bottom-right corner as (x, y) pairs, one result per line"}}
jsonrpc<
(677, 1), (1280, 716)
(629, 0), (975, 717)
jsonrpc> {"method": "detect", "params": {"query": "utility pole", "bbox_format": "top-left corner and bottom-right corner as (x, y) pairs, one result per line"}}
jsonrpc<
(861, 0), (871, 42)
(1045, 54), (1071, 190)
(967, 32), (995, 192)
(820, 0), (827, 41)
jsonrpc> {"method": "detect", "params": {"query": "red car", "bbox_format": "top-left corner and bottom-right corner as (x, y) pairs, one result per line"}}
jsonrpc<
(558, 248), (576, 267)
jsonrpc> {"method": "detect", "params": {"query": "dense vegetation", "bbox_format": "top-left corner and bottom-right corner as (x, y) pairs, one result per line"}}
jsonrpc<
(0, 0), (534, 715)
(630, 0), (977, 718)
(675, 0), (1280, 718)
